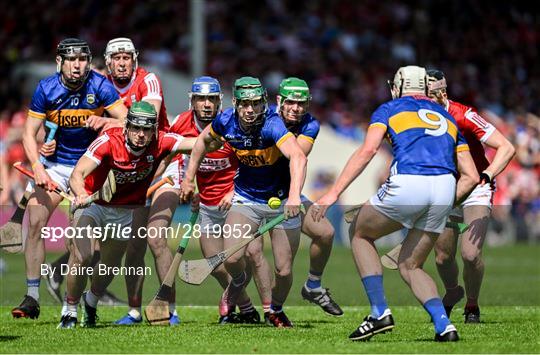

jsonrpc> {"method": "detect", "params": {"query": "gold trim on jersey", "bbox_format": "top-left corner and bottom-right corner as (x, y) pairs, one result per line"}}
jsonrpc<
(298, 134), (314, 144)
(388, 111), (458, 141)
(105, 99), (124, 111)
(456, 144), (470, 152)
(276, 132), (293, 147)
(28, 110), (46, 119)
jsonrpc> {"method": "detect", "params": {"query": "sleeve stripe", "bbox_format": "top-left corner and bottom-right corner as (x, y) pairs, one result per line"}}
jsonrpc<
(276, 132), (294, 148)
(87, 133), (110, 153)
(84, 151), (102, 165)
(479, 125), (496, 143)
(164, 133), (184, 152)
(105, 99), (124, 111)
(298, 134), (315, 144)
(144, 73), (161, 97)
(369, 122), (387, 130)
(456, 144), (470, 152)
(142, 95), (163, 102)
(465, 111), (489, 129)
(28, 110), (46, 119)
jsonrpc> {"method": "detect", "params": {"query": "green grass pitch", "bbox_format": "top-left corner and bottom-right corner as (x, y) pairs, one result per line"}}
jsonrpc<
(1, 242), (539, 353)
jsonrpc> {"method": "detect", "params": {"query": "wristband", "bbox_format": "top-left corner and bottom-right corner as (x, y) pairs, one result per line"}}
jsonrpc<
(480, 170), (493, 184)
(31, 161), (42, 170)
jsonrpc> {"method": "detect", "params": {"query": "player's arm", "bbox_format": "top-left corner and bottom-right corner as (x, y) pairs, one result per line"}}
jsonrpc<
(22, 116), (55, 191)
(69, 155), (99, 207)
(455, 149), (479, 205)
(277, 134), (307, 218)
(481, 130), (515, 183)
(312, 124), (386, 221)
(156, 136), (197, 178)
(296, 136), (315, 156)
(180, 125), (222, 201)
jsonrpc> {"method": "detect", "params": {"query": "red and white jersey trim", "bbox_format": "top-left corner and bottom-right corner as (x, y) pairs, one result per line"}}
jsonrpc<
(84, 133), (110, 165)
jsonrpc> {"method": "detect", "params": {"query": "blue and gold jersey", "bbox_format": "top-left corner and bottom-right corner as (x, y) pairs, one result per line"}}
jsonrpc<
(270, 104), (320, 142)
(210, 107), (293, 203)
(370, 96), (469, 176)
(28, 71), (122, 166)
(270, 104), (320, 189)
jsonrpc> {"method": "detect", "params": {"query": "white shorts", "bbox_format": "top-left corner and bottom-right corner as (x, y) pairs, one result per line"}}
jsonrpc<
(26, 161), (74, 192)
(161, 160), (182, 190)
(81, 204), (133, 241)
(199, 203), (228, 234)
(230, 193), (301, 230)
(451, 183), (494, 218)
(369, 174), (456, 233)
(145, 160), (182, 206)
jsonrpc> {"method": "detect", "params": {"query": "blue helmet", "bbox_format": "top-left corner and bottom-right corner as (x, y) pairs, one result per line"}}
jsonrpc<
(189, 76), (223, 121)
(190, 76), (221, 96)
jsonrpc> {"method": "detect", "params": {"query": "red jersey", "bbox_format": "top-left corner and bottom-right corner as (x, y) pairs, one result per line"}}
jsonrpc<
(108, 67), (170, 131)
(169, 111), (238, 206)
(448, 100), (495, 174)
(84, 127), (183, 207)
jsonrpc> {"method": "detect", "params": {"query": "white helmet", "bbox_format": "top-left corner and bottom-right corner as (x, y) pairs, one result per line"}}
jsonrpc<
(104, 37), (139, 70)
(388, 65), (427, 99)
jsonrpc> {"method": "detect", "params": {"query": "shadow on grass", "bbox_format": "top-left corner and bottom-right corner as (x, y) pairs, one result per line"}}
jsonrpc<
(0, 335), (21, 342)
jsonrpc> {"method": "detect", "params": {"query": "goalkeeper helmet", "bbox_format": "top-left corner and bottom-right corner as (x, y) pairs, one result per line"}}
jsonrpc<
(125, 101), (158, 151)
(189, 76), (223, 122)
(233, 76), (267, 132)
(388, 65), (427, 99)
(56, 38), (92, 87)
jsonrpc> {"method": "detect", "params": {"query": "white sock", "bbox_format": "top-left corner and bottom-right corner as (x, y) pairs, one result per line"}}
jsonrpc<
(168, 303), (176, 315)
(65, 303), (78, 318)
(27, 286), (40, 301)
(85, 290), (99, 308)
(128, 307), (142, 319)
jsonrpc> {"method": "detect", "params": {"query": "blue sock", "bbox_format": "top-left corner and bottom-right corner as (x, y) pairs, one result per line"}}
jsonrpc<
(270, 303), (282, 313)
(423, 298), (451, 334)
(361, 275), (388, 318)
(306, 270), (322, 289)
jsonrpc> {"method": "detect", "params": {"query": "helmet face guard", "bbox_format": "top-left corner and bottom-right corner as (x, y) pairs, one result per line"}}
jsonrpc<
(278, 77), (311, 124)
(189, 76), (223, 122)
(56, 38), (92, 87)
(426, 69), (447, 94)
(104, 38), (138, 83)
(233, 77), (267, 132)
(125, 101), (158, 151)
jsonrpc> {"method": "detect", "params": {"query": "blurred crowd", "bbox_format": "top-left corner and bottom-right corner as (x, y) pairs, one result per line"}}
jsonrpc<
(0, 0), (538, 242)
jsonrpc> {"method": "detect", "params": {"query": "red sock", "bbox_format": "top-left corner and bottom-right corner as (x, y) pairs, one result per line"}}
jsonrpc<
(465, 297), (478, 309)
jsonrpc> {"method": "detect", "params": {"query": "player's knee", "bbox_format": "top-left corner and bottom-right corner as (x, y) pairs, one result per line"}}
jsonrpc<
(434, 247), (454, 266)
(27, 213), (47, 235)
(398, 256), (423, 273)
(245, 247), (264, 267)
(311, 224), (335, 244)
(274, 265), (292, 279)
(461, 248), (482, 265)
